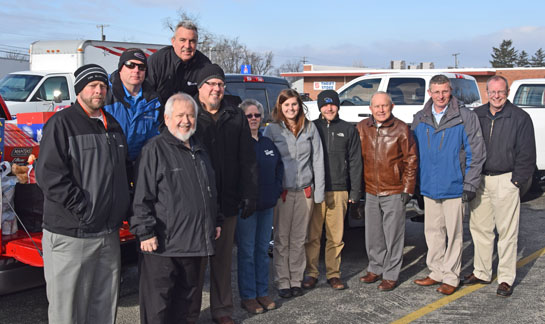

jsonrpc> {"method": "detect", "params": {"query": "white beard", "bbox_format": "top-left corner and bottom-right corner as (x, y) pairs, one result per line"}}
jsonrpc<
(173, 126), (196, 142)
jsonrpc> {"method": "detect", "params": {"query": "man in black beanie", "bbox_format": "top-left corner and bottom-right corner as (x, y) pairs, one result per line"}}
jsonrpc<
(187, 63), (258, 324)
(37, 64), (130, 324)
(104, 48), (162, 163)
(303, 89), (362, 291)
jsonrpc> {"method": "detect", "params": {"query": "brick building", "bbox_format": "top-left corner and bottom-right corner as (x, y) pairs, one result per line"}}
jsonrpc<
(281, 65), (545, 101)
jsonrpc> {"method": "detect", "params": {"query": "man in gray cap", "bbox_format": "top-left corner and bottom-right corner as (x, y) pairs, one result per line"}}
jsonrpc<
(37, 64), (131, 324)
(188, 63), (258, 324)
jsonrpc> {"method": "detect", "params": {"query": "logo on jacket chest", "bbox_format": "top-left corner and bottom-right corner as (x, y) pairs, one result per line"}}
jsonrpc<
(264, 149), (275, 156)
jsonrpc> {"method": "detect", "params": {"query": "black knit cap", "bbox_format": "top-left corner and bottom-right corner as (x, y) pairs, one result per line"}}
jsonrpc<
(74, 64), (109, 95)
(118, 48), (147, 71)
(197, 63), (225, 89)
(317, 90), (340, 110)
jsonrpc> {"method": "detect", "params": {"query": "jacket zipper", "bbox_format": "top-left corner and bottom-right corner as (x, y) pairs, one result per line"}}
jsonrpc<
(426, 128), (430, 148)
(489, 119), (495, 141)
(438, 131), (445, 150)
(191, 150), (211, 255)
(374, 126), (380, 193)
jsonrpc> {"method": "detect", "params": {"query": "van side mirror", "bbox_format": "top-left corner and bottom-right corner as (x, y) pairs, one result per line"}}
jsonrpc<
(53, 90), (62, 103)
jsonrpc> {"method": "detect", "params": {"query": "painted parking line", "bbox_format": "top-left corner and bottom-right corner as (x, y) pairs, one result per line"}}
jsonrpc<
(391, 246), (545, 324)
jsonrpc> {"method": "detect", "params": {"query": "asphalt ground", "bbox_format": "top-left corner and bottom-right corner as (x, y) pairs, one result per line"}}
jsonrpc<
(1, 188), (544, 324)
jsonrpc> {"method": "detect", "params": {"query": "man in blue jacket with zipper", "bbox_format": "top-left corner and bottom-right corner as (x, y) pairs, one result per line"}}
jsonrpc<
(104, 48), (162, 164)
(411, 74), (486, 295)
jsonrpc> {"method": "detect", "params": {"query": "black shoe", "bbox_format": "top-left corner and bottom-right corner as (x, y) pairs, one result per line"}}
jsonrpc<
(278, 288), (292, 298)
(291, 287), (304, 297)
(497, 282), (513, 297)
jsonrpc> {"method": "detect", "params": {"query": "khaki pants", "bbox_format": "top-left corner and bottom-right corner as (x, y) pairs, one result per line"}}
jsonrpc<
(305, 191), (347, 279)
(423, 197), (464, 287)
(469, 172), (520, 285)
(273, 190), (314, 289)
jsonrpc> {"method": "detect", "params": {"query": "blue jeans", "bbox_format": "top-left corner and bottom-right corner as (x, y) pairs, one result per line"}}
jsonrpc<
(236, 208), (273, 300)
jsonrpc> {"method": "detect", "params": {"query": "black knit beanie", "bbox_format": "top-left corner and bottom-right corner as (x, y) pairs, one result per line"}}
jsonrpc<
(118, 48), (147, 71)
(197, 64), (225, 89)
(74, 64), (109, 95)
(317, 90), (340, 110)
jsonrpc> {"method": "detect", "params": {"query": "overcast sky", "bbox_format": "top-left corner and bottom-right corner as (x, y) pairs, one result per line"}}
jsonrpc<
(2, 0), (545, 69)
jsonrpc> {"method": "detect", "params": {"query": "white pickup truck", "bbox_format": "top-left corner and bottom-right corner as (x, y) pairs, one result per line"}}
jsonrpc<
(508, 78), (545, 176)
(0, 40), (165, 118)
(306, 72), (482, 125)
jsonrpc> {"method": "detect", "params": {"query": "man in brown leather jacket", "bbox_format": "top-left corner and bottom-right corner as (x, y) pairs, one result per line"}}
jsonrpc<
(357, 91), (418, 291)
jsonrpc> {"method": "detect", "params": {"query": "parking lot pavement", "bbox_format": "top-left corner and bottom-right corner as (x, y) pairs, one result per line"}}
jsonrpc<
(1, 191), (545, 323)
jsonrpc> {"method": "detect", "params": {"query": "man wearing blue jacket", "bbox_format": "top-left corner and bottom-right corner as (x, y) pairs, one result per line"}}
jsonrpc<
(104, 48), (162, 164)
(411, 74), (486, 295)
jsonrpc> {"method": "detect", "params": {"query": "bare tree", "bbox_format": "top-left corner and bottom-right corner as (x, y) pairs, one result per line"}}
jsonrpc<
(275, 59), (303, 85)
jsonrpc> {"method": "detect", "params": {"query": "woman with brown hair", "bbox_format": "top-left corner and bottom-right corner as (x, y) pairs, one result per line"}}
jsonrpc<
(263, 89), (325, 298)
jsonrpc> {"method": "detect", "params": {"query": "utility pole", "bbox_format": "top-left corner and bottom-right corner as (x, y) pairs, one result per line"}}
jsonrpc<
(301, 56), (308, 65)
(96, 24), (110, 41)
(452, 53), (460, 68)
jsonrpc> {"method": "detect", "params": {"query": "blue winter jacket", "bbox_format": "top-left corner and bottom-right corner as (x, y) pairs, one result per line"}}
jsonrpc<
(104, 71), (161, 161)
(411, 96), (486, 199)
(255, 132), (284, 211)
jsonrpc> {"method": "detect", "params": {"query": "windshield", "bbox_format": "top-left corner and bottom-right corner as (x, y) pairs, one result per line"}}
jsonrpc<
(449, 78), (481, 107)
(0, 74), (43, 102)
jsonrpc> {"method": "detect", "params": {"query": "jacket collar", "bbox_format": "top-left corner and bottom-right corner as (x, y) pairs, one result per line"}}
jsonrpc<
(421, 96), (461, 123)
(475, 100), (514, 119)
(161, 128), (204, 152)
(109, 70), (156, 105)
(364, 114), (395, 128)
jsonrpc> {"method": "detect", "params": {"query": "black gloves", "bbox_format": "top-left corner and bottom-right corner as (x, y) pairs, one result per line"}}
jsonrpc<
(240, 199), (257, 219)
(401, 193), (412, 205)
(462, 190), (476, 203)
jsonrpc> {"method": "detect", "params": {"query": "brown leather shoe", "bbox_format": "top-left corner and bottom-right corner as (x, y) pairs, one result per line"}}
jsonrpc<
(327, 277), (346, 290)
(256, 296), (276, 310)
(462, 273), (491, 285)
(378, 279), (397, 291)
(497, 282), (513, 297)
(359, 272), (381, 283)
(213, 316), (235, 324)
(414, 276), (440, 286)
(302, 276), (318, 289)
(436, 283), (457, 295)
(241, 299), (264, 314)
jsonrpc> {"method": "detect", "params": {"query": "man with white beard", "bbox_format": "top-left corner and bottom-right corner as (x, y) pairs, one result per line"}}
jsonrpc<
(130, 92), (223, 324)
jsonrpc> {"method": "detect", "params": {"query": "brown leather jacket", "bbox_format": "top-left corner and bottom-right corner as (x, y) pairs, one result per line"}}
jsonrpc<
(356, 116), (418, 196)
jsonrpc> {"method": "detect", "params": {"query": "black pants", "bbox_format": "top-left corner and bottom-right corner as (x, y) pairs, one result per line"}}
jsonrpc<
(139, 253), (203, 324)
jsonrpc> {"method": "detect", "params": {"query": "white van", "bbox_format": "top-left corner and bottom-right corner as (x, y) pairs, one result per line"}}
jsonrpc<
(508, 78), (545, 173)
(306, 72), (482, 125)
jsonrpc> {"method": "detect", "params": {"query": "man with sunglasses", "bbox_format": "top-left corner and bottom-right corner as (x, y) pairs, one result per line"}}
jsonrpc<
(188, 63), (258, 324)
(303, 90), (362, 291)
(104, 48), (161, 166)
(147, 20), (211, 107)
(464, 76), (536, 297)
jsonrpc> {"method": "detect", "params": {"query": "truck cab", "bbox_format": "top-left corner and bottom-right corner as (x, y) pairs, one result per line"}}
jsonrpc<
(0, 71), (75, 118)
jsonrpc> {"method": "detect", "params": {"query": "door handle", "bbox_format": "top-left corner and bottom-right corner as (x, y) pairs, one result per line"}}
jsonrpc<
(358, 113), (371, 117)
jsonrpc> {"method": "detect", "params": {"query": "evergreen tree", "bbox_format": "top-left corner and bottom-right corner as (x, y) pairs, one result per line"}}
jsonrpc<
(530, 48), (545, 67)
(517, 50), (530, 67)
(490, 39), (518, 67)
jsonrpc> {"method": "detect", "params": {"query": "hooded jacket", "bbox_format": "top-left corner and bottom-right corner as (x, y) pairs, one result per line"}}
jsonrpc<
(130, 131), (222, 257)
(103, 70), (161, 161)
(411, 96), (486, 199)
(36, 101), (131, 238)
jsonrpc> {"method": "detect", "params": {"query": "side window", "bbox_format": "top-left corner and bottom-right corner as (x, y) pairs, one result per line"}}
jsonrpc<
(339, 78), (381, 105)
(386, 78), (425, 105)
(31, 76), (70, 102)
(449, 78), (481, 106)
(513, 85), (545, 107)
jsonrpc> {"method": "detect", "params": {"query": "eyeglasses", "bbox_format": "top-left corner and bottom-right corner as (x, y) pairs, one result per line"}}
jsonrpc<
(204, 81), (226, 88)
(487, 90), (507, 97)
(246, 113), (262, 119)
(123, 61), (146, 71)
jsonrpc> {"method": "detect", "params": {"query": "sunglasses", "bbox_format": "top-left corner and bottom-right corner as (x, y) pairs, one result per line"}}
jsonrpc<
(123, 61), (147, 71)
(246, 113), (262, 119)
